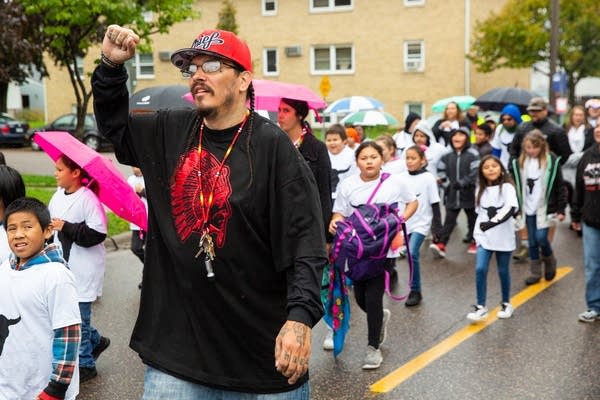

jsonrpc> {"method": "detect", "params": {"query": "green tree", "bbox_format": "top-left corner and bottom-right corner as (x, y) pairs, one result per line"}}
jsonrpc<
(217, 0), (238, 34)
(20, 0), (196, 138)
(469, 0), (600, 105)
(0, 0), (46, 113)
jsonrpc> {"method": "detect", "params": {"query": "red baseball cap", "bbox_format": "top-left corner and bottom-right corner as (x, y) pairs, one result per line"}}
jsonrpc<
(171, 29), (252, 72)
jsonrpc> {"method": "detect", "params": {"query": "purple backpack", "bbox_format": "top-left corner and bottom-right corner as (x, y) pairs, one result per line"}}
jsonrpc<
(331, 173), (404, 282)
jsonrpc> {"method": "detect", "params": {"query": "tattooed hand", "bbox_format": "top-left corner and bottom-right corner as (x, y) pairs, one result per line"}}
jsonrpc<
(274, 320), (312, 385)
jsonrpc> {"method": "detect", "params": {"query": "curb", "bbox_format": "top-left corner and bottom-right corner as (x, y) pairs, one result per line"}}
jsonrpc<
(105, 231), (131, 252)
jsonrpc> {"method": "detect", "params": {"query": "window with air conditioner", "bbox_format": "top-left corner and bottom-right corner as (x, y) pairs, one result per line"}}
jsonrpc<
(404, 41), (424, 72)
(263, 48), (279, 76)
(311, 45), (354, 75)
(134, 53), (155, 79)
(310, 0), (353, 13)
(262, 0), (277, 16)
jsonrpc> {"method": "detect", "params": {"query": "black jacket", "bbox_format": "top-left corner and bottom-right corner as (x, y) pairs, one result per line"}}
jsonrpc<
(298, 133), (332, 241)
(572, 144), (600, 228)
(510, 117), (572, 165)
(438, 142), (480, 209)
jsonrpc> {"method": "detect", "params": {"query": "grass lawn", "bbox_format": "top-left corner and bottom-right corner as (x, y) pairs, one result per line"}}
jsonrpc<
(23, 175), (130, 237)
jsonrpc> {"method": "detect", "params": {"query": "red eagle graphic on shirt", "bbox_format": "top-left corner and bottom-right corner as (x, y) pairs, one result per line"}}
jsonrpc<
(171, 149), (232, 247)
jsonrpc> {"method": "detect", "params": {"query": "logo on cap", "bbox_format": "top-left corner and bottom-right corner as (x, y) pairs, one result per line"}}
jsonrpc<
(192, 31), (225, 50)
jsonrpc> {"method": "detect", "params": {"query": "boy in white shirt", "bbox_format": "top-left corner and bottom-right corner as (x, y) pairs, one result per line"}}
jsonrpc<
(0, 197), (81, 400)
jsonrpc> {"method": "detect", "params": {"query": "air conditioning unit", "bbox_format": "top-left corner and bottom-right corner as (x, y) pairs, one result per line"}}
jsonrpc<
(405, 60), (422, 71)
(285, 46), (302, 57)
(158, 51), (172, 61)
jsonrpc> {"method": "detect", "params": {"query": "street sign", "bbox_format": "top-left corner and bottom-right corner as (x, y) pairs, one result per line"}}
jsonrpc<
(319, 76), (331, 99)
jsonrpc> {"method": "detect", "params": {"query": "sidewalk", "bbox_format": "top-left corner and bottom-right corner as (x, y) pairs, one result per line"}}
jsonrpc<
(105, 231), (131, 252)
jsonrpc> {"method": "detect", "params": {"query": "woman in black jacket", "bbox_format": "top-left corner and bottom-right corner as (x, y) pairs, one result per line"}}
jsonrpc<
(278, 98), (332, 241)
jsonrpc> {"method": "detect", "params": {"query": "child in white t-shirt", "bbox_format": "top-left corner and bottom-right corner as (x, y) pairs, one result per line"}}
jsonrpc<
(400, 145), (442, 307)
(48, 155), (109, 383)
(0, 165), (26, 264)
(329, 142), (418, 370)
(375, 134), (406, 175)
(0, 197), (81, 400)
(325, 124), (356, 201)
(467, 156), (519, 322)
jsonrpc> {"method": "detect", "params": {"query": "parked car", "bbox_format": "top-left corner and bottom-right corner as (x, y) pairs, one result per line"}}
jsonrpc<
(0, 113), (29, 147)
(30, 113), (112, 152)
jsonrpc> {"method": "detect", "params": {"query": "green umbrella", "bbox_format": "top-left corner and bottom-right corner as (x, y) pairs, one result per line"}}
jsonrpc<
(340, 110), (399, 126)
(431, 95), (476, 113)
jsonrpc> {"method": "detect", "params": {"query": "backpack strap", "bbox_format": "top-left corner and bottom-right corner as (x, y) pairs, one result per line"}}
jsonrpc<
(366, 172), (391, 205)
(384, 221), (414, 301)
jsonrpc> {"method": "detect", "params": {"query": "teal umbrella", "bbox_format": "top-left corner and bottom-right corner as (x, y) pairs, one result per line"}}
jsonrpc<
(431, 95), (476, 113)
(340, 110), (399, 126)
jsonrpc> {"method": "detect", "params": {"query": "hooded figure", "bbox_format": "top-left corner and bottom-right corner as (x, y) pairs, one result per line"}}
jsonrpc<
(402, 120), (447, 176)
(491, 104), (522, 168)
(393, 112), (421, 156)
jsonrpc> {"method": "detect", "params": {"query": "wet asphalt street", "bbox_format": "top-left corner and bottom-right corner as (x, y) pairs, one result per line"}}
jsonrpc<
(3, 149), (599, 399)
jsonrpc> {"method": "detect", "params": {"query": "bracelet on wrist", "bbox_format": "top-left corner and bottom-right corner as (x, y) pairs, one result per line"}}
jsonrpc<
(101, 52), (123, 69)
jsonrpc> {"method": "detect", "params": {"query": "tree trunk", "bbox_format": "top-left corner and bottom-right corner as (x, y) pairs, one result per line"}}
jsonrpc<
(567, 73), (577, 107)
(0, 82), (8, 113)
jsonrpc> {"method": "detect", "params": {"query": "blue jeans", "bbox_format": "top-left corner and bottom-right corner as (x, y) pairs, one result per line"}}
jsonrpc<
(525, 215), (552, 260)
(79, 302), (100, 368)
(142, 366), (310, 400)
(582, 223), (600, 312)
(408, 232), (426, 292)
(475, 246), (512, 306)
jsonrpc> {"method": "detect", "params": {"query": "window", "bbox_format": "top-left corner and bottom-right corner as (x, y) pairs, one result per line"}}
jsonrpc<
(134, 53), (155, 79)
(263, 48), (279, 76)
(311, 45), (354, 75)
(404, 41), (424, 72)
(310, 0), (353, 13)
(405, 102), (424, 118)
(262, 0), (277, 15)
(404, 0), (425, 6)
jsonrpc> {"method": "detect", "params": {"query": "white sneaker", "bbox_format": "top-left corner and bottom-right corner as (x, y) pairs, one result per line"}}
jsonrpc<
(466, 305), (488, 322)
(323, 329), (334, 350)
(362, 345), (383, 369)
(578, 309), (599, 323)
(497, 303), (514, 319)
(379, 309), (391, 345)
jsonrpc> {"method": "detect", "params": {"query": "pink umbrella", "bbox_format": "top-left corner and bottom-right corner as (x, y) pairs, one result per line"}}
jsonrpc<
(183, 79), (326, 114)
(33, 131), (148, 231)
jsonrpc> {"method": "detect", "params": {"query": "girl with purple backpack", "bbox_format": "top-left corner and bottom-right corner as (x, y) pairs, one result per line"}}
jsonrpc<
(329, 142), (417, 370)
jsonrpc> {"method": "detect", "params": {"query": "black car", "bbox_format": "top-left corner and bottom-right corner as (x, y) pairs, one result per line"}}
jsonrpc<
(0, 113), (29, 147)
(30, 113), (112, 152)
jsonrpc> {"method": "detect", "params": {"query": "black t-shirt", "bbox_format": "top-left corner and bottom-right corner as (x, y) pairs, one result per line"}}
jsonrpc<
(92, 65), (326, 393)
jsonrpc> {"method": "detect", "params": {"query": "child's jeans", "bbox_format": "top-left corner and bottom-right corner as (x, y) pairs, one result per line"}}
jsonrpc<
(79, 301), (101, 368)
(475, 246), (512, 306)
(525, 215), (553, 260)
(409, 232), (426, 292)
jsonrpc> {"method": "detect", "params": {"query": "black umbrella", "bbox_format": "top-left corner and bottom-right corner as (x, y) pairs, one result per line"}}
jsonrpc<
(474, 87), (542, 114)
(129, 85), (194, 112)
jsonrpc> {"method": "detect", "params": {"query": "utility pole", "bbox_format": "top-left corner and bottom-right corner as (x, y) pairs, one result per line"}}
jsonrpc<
(549, 0), (560, 108)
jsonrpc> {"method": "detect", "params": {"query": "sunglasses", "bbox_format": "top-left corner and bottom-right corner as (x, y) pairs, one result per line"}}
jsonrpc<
(181, 59), (236, 78)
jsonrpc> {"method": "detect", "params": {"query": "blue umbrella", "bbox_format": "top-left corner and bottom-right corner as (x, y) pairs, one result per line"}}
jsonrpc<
(324, 96), (384, 113)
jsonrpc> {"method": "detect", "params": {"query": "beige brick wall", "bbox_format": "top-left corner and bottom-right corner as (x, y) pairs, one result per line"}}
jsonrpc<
(44, 0), (528, 125)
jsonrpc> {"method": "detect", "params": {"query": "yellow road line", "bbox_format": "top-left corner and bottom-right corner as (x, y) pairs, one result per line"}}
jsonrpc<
(370, 266), (573, 393)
